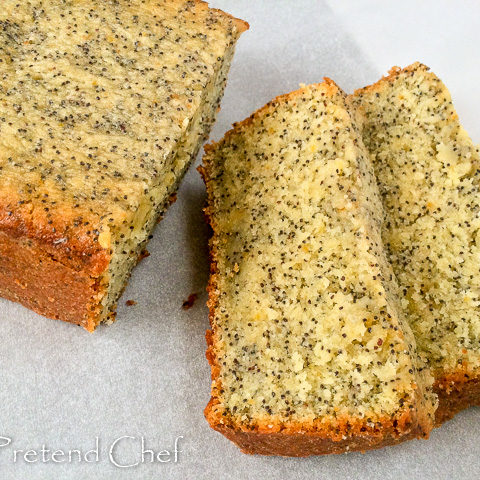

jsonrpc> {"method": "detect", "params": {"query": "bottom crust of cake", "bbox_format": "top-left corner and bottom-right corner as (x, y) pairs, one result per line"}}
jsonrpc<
(434, 372), (480, 425)
(205, 406), (431, 457)
(208, 427), (426, 457)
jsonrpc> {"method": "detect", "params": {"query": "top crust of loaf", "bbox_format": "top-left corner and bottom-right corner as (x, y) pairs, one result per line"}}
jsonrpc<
(353, 62), (430, 96)
(201, 80), (435, 454)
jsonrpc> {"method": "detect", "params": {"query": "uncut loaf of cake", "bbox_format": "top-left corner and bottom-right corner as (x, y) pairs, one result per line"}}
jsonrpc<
(349, 63), (480, 423)
(0, 0), (247, 331)
(200, 80), (436, 456)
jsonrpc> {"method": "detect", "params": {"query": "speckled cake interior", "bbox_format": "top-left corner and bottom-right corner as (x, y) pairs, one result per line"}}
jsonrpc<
(349, 63), (480, 408)
(201, 81), (436, 451)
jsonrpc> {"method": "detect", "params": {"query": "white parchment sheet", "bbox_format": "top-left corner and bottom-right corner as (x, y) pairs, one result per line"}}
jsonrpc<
(0, 1), (478, 479)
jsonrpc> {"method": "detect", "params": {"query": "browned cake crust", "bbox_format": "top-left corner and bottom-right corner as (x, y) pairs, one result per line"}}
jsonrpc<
(434, 371), (480, 425)
(205, 416), (428, 457)
(0, 196), (110, 331)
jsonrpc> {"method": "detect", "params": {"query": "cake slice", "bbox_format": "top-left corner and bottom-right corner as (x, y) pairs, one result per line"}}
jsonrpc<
(0, 0), (247, 331)
(349, 63), (480, 423)
(200, 81), (436, 456)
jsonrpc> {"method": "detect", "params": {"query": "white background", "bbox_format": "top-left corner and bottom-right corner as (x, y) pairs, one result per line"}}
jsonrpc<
(0, 1), (478, 479)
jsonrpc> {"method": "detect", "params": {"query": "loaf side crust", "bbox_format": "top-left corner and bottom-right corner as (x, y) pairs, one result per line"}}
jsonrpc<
(0, 189), (110, 331)
(0, 231), (105, 331)
(205, 414), (428, 457)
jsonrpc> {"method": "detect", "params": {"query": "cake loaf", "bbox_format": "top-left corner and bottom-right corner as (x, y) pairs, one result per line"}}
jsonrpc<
(200, 81), (436, 456)
(0, 0), (247, 330)
(349, 63), (480, 423)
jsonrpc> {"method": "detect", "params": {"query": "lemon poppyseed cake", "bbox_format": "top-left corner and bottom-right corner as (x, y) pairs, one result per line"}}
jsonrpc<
(349, 63), (480, 423)
(200, 81), (436, 456)
(0, 0), (247, 331)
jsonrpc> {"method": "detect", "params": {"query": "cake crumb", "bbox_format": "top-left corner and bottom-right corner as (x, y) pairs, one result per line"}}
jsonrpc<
(182, 293), (198, 310)
(138, 250), (150, 261)
(126, 300), (137, 307)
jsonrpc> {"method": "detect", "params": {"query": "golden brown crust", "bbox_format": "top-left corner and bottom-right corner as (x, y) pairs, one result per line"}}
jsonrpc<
(0, 191), (110, 331)
(0, 230), (105, 332)
(199, 82), (433, 455)
(0, 193), (109, 275)
(206, 419), (426, 457)
(434, 370), (480, 425)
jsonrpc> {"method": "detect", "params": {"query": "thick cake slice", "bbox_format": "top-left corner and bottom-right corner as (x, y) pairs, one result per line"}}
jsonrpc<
(349, 63), (480, 423)
(0, 0), (247, 331)
(200, 81), (436, 456)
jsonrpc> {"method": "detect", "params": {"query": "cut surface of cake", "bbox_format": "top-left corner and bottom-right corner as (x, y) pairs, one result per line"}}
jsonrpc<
(349, 63), (480, 423)
(0, 0), (247, 330)
(200, 80), (436, 456)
